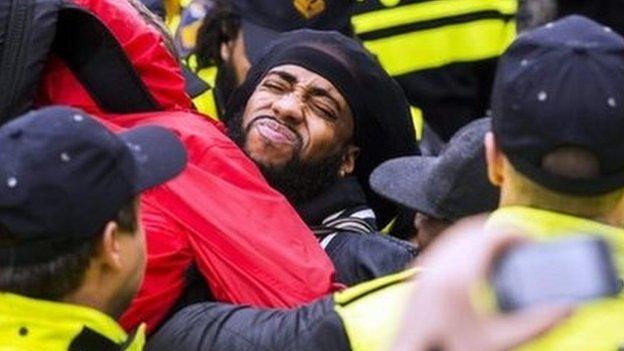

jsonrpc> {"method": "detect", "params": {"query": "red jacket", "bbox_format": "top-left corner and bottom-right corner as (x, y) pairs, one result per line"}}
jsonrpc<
(37, 0), (337, 332)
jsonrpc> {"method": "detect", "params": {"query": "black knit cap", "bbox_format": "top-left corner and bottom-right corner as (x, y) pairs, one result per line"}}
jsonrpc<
(226, 29), (419, 227)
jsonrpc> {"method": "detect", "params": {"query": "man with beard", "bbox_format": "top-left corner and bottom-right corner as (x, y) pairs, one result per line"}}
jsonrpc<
(225, 29), (419, 286)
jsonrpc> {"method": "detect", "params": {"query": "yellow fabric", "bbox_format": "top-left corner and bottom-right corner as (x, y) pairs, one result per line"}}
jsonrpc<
(380, 216), (396, 234)
(179, 20), (203, 50)
(0, 293), (145, 351)
(351, 0), (517, 75)
(410, 106), (423, 140)
(192, 70), (220, 119)
(334, 268), (419, 351)
(337, 207), (624, 351)
(488, 206), (624, 351)
(164, 0), (195, 32)
(352, 0), (517, 34)
(360, 19), (516, 76)
(186, 55), (220, 120)
(164, 0), (182, 32)
(166, 3), (219, 119)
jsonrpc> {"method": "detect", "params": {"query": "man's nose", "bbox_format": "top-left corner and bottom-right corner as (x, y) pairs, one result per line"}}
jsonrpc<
(272, 93), (305, 125)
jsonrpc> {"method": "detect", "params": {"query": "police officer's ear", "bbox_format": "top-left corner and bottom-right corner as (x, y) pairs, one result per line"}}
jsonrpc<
(339, 145), (360, 177)
(485, 132), (504, 186)
(98, 221), (124, 272)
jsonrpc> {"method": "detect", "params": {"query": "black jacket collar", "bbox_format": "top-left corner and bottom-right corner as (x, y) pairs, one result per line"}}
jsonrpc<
(296, 177), (368, 226)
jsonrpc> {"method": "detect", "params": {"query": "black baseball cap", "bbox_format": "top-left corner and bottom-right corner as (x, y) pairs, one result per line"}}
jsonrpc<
(231, 0), (355, 62)
(0, 106), (187, 265)
(492, 15), (624, 196)
(370, 118), (499, 221)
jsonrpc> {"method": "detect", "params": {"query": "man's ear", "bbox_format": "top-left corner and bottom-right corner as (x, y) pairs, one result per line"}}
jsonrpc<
(485, 132), (504, 186)
(98, 221), (123, 272)
(339, 145), (360, 177)
(220, 40), (233, 63)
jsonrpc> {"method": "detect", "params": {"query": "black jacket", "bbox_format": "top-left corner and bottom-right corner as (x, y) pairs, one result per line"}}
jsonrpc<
(146, 296), (350, 351)
(297, 178), (418, 286)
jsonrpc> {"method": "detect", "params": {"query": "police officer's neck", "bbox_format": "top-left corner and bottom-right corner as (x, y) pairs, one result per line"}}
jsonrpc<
(499, 186), (624, 228)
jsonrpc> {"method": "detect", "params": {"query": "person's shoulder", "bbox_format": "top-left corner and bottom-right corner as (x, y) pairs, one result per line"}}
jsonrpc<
(325, 232), (417, 286)
(330, 232), (417, 257)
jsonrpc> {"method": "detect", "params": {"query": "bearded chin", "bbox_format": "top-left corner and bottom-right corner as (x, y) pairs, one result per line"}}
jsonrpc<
(227, 112), (344, 206)
(256, 152), (343, 206)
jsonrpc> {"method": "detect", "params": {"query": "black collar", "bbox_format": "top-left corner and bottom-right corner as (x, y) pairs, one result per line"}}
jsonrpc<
(296, 177), (369, 226)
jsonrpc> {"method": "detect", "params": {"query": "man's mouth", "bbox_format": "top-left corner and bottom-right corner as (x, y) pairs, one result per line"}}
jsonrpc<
(251, 117), (300, 146)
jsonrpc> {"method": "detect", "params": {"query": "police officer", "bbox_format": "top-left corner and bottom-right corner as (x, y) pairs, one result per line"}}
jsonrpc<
(0, 107), (186, 350)
(351, 0), (517, 140)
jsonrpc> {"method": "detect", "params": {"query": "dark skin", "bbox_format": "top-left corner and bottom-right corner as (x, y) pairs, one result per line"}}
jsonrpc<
(241, 65), (360, 173)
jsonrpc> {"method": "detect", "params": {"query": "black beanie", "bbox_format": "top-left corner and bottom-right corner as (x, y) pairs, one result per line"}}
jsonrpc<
(226, 29), (419, 227)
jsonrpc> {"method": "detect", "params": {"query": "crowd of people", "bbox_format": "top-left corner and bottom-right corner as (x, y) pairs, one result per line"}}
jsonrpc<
(0, 0), (623, 350)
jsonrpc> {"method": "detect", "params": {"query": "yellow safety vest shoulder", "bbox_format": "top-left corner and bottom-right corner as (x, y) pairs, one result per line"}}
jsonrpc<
(333, 268), (419, 351)
(0, 293), (145, 351)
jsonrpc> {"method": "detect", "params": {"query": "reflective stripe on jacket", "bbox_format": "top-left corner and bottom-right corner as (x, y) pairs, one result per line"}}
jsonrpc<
(351, 0), (517, 139)
(352, 0), (517, 75)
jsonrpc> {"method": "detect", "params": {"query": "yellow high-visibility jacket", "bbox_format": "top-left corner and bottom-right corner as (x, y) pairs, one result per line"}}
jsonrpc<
(0, 293), (145, 350)
(164, 0), (220, 119)
(335, 205), (624, 350)
(351, 0), (517, 139)
(487, 206), (624, 351)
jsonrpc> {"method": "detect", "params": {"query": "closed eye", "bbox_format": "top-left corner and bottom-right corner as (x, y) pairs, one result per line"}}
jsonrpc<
(311, 101), (338, 121)
(263, 81), (288, 92)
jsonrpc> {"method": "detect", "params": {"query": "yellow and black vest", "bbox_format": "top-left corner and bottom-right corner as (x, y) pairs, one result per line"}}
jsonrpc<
(166, 0), (221, 120)
(0, 293), (145, 350)
(351, 0), (517, 140)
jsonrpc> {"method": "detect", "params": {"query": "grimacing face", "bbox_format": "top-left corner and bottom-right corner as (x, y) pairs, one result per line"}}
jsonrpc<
(240, 65), (357, 169)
